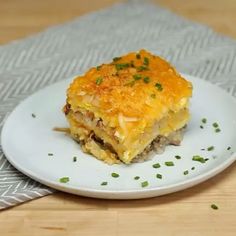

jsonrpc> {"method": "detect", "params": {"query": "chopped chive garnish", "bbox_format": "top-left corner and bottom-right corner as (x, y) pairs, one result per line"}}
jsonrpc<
(202, 118), (207, 124)
(113, 57), (121, 62)
(152, 163), (161, 168)
(191, 167), (195, 170)
(31, 113), (36, 118)
(150, 94), (156, 98)
(211, 204), (218, 210)
(137, 65), (149, 71)
(212, 122), (219, 128)
(73, 156), (77, 162)
(205, 158), (209, 162)
(136, 54), (141, 59)
(165, 161), (174, 166)
(59, 177), (70, 183)
(143, 57), (149, 66)
(96, 65), (102, 71)
(192, 155), (205, 163)
(156, 174), (162, 179)
(155, 83), (163, 91)
(175, 155), (181, 160)
(48, 153), (53, 156)
(143, 77), (150, 83)
(134, 176), (140, 180)
(101, 181), (108, 186)
(111, 172), (119, 178)
(183, 170), (189, 175)
(207, 146), (214, 151)
(96, 77), (103, 85)
(200, 125), (204, 129)
(215, 128), (221, 133)
(227, 146), (231, 150)
(115, 63), (130, 70)
(141, 181), (149, 188)
(133, 74), (142, 80)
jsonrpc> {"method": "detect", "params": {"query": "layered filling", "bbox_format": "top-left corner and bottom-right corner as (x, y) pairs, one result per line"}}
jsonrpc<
(64, 105), (190, 164)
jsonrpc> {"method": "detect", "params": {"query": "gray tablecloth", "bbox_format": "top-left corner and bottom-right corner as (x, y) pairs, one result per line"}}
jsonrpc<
(0, 0), (236, 209)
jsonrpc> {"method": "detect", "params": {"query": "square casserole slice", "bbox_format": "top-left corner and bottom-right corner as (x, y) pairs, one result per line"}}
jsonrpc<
(64, 49), (192, 164)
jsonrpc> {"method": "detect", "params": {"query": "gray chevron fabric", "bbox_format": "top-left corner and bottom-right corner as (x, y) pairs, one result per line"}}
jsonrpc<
(0, 0), (236, 209)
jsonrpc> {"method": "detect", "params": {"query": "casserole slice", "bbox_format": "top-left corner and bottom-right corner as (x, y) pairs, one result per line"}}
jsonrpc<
(64, 49), (192, 164)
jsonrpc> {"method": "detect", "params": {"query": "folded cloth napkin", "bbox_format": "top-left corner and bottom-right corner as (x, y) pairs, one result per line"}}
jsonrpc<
(0, 0), (236, 209)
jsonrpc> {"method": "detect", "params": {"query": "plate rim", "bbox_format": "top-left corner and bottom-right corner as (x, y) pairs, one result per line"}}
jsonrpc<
(1, 73), (236, 198)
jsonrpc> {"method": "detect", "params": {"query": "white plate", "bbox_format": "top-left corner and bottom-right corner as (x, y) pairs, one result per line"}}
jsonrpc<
(1, 74), (236, 199)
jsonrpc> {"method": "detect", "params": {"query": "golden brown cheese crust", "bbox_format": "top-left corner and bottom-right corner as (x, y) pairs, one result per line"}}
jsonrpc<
(67, 50), (191, 126)
(65, 49), (192, 163)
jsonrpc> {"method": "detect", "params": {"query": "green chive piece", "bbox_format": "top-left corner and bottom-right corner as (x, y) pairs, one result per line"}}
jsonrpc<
(191, 167), (195, 170)
(31, 113), (36, 118)
(150, 94), (156, 98)
(227, 146), (231, 150)
(152, 163), (161, 168)
(134, 176), (140, 180)
(48, 153), (53, 156)
(59, 177), (70, 183)
(156, 174), (162, 179)
(200, 125), (204, 129)
(211, 204), (218, 210)
(202, 118), (207, 124)
(73, 156), (77, 162)
(155, 83), (163, 91)
(141, 181), (149, 188)
(133, 74), (142, 80)
(143, 76), (150, 83)
(205, 158), (209, 162)
(183, 170), (189, 175)
(115, 63), (130, 70)
(96, 65), (102, 71)
(207, 146), (214, 151)
(137, 65), (149, 71)
(111, 172), (119, 178)
(165, 161), (174, 166)
(101, 181), (108, 186)
(143, 57), (149, 66)
(212, 122), (219, 128)
(113, 57), (121, 62)
(136, 54), (141, 59)
(175, 155), (181, 160)
(215, 128), (221, 133)
(192, 155), (206, 163)
(96, 77), (103, 85)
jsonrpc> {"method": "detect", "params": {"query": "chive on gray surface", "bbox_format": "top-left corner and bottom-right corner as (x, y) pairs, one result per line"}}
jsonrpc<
(0, 0), (236, 209)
